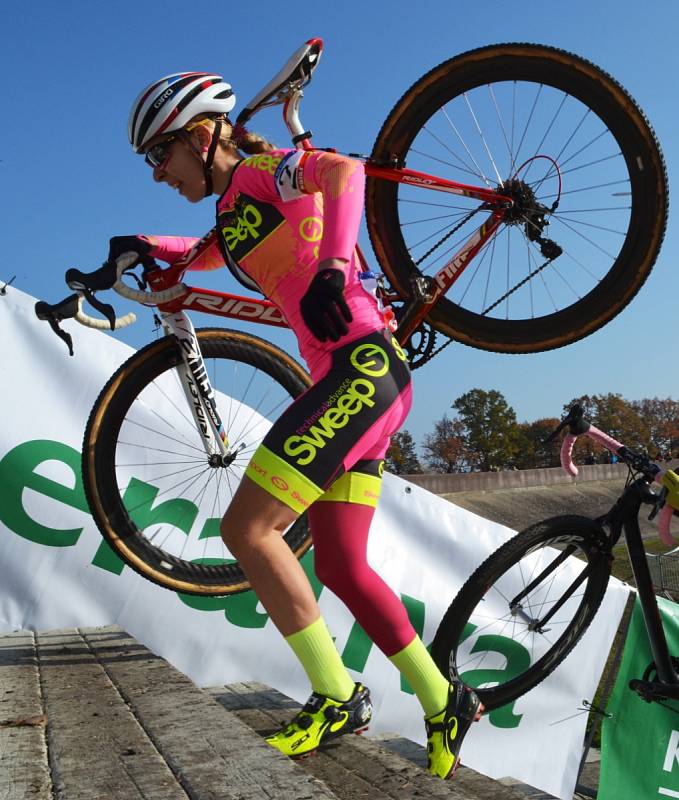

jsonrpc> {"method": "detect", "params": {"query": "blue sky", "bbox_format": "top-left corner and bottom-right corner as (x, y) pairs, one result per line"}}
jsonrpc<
(3, 1), (678, 447)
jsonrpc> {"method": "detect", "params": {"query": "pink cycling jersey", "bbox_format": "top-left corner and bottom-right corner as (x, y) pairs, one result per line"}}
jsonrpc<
(143, 148), (385, 378)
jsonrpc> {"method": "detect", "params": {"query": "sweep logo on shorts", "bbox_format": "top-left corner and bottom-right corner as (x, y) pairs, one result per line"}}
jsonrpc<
(282, 344), (390, 467)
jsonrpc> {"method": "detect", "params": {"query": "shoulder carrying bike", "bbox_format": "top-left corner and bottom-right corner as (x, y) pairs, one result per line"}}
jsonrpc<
(35, 39), (668, 595)
(431, 404), (679, 711)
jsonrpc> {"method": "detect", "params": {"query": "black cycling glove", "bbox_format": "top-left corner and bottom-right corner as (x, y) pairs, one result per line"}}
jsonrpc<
(300, 268), (353, 342)
(107, 235), (154, 268)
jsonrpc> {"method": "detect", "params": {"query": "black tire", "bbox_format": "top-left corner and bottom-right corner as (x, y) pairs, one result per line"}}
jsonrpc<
(431, 516), (612, 710)
(367, 43), (667, 353)
(83, 328), (313, 596)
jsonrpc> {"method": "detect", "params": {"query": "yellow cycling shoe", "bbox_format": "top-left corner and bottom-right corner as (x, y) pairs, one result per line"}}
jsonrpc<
(266, 683), (372, 758)
(425, 679), (484, 779)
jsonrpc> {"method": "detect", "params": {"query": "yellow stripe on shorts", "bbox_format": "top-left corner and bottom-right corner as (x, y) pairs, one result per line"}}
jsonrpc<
(318, 470), (382, 507)
(246, 445), (323, 515)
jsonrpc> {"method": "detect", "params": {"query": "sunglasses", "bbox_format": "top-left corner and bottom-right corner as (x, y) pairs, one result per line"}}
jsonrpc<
(144, 134), (179, 169)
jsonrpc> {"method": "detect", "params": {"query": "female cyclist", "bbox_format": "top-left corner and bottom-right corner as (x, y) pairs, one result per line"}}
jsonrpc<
(117, 70), (482, 779)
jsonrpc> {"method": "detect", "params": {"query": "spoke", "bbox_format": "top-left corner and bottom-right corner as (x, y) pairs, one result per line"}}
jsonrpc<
(454, 235), (495, 308)
(224, 464), (238, 502)
(529, 245), (559, 313)
(416, 226), (485, 275)
(529, 151), (622, 184)
(117, 440), (205, 459)
(123, 419), (206, 457)
(115, 459), (203, 468)
(554, 206), (630, 214)
(521, 91), (569, 182)
(217, 359), (236, 441)
(482, 229), (500, 313)
(409, 145), (482, 182)
(536, 128), (612, 189)
(526, 238), (534, 317)
(463, 91), (504, 186)
(420, 126), (483, 182)
(175, 469), (221, 559)
(518, 555), (536, 618)
(232, 394), (292, 448)
(401, 211), (476, 229)
(488, 83), (515, 168)
(408, 215), (476, 251)
(530, 106), (592, 187)
(130, 462), (211, 488)
(399, 196), (479, 211)
(440, 105), (492, 188)
(202, 468), (228, 563)
(505, 229), (511, 318)
(144, 374), (208, 447)
(511, 83), (543, 176)
(549, 213), (619, 261)
(122, 465), (214, 516)
(550, 212), (628, 237)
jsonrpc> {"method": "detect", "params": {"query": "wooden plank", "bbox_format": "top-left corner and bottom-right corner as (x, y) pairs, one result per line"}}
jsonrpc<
(0, 630), (51, 800)
(36, 628), (188, 799)
(82, 627), (338, 800)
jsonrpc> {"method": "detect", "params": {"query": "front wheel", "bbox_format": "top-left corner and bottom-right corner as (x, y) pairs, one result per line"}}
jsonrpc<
(367, 43), (668, 353)
(431, 516), (612, 710)
(83, 328), (312, 596)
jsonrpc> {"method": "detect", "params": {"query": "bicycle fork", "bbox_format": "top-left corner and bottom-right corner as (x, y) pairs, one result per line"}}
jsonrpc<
(161, 312), (242, 466)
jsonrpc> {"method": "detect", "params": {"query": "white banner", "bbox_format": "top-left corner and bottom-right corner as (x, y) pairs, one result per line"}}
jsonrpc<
(0, 283), (629, 799)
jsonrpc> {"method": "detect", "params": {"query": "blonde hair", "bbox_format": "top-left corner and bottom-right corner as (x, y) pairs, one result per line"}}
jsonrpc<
(190, 114), (276, 155)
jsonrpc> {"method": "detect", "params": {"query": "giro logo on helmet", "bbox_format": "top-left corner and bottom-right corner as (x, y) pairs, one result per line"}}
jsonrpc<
(153, 88), (174, 109)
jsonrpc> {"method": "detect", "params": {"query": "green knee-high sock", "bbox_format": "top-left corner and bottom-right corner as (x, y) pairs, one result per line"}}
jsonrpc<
(285, 617), (356, 701)
(389, 636), (450, 718)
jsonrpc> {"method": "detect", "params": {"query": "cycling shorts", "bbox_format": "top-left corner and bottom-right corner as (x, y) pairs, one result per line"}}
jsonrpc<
(244, 330), (412, 513)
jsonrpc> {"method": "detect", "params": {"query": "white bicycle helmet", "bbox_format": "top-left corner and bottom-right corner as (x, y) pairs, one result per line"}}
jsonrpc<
(128, 72), (236, 153)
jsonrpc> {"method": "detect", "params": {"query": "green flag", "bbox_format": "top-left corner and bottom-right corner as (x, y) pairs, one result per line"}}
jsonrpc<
(599, 594), (679, 799)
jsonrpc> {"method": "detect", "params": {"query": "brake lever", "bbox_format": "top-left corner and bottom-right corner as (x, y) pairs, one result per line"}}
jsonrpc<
(543, 403), (589, 444)
(79, 286), (117, 330)
(35, 294), (80, 356)
(65, 261), (121, 330)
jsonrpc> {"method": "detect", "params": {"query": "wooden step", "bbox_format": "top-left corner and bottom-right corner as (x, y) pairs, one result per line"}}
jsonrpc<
(0, 626), (337, 800)
(207, 681), (530, 800)
(1, 625), (581, 799)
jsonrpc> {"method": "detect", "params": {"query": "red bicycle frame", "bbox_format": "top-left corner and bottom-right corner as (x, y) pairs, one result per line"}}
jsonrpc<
(146, 164), (509, 345)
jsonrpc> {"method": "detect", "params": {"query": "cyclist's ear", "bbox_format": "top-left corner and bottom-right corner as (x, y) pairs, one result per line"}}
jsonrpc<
(188, 123), (213, 152)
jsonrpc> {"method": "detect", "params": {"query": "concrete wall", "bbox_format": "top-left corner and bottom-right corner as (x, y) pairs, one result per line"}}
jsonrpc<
(400, 460), (679, 495)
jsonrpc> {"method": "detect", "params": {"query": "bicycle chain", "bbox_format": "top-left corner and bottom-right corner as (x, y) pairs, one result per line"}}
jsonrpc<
(406, 206), (558, 368)
(480, 251), (558, 317)
(414, 206), (484, 266)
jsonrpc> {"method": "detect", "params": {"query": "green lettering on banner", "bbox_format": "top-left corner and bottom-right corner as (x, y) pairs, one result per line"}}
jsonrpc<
(0, 439), (89, 547)
(457, 622), (527, 729)
(198, 518), (221, 540)
(598, 595), (679, 800)
(342, 620), (373, 672)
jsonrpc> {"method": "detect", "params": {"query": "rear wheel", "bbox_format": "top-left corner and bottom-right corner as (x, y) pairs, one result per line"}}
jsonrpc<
(431, 516), (612, 709)
(367, 43), (667, 353)
(83, 328), (312, 596)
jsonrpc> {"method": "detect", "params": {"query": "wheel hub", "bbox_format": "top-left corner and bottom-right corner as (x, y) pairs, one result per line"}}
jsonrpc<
(497, 178), (563, 261)
(208, 452), (237, 468)
(499, 179), (546, 228)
